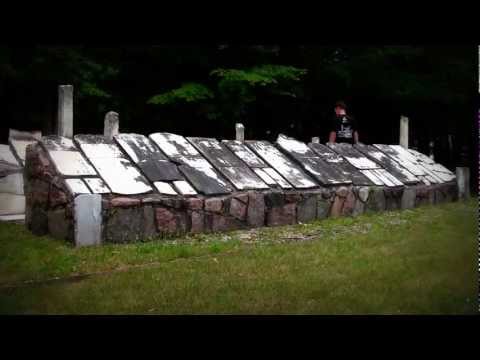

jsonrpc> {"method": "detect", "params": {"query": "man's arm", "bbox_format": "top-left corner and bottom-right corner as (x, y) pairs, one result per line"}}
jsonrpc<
(329, 131), (336, 144)
(353, 130), (359, 144)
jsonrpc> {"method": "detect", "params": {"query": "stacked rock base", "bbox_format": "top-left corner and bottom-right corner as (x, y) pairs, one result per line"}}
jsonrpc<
(24, 143), (458, 245)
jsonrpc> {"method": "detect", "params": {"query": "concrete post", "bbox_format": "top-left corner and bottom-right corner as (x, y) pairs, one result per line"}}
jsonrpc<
(311, 137), (320, 144)
(429, 140), (435, 161)
(236, 123), (245, 142)
(104, 111), (120, 141)
(57, 85), (73, 139)
(399, 115), (409, 149)
(455, 167), (470, 200)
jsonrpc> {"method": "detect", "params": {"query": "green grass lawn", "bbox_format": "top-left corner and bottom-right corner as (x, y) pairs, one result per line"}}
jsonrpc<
(0, 199), (477, 314)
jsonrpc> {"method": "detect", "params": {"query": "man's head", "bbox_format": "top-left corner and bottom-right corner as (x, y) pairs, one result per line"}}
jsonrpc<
(334, 101), (347, 116)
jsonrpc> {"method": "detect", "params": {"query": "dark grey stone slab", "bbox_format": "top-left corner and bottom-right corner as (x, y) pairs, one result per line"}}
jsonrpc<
(309, 143), (374, 186)
(328, 143), (380, 170)
(276, 135), (351, 186)
(188, 137), (269, 190)
(222, 140), (268, 168)
(179, 165), (232, 195)
(373, 144), (426, 176)
(354, 143), (419, 184)
(246, 140), (317, 189)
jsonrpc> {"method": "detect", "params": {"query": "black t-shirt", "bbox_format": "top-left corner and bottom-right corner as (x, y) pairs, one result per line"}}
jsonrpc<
(329, 114), (358, 144)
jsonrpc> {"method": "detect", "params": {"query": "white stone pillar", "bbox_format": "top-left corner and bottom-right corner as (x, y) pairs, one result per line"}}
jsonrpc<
(104, 111), (120, 141)
(57, 85), (74, 138)
(236, 123), (245, 142)
(456, 167), (470, 200)
(399, 115), (409, 149)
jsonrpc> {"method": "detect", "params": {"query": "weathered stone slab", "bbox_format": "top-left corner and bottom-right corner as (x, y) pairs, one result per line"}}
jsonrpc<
(189, 137), (268, 190)
(373, 144), (426, 176)
(276, 134), (351, 186)
(354, 143), (419, 184)
(0, 193), (25, 215)
(173, 180), (197, 195)
(262, 168), (293, 189)
(0, 144), (20, 166)
(0, 173), (24, 194)
(222, 140), (268, 168)
(65, 179), (91, 195)
(74, 194), (102, 247)
(252, 168), (277, 186)
(328, 142), (380, 170)
(246, 140), (317, 189)
(205, 197), (224, 213)
(115, 134), (183, 182)
(179, 165), (232, 195)
(75, 135), (153, 195)
(84, 178), (111, 194)
(153, 181), (178, 195)
(9, 138), (38, 166)
(309, 143), (374, 186)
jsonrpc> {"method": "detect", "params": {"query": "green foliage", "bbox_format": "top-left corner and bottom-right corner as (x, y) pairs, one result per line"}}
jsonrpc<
(147, 83), (214, 105)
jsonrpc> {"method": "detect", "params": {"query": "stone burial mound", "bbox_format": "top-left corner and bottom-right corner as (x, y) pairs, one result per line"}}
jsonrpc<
(24, 132), (458, 246)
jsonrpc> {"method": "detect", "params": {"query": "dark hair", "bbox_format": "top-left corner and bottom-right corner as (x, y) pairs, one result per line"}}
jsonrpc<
(335, 101), (347, 110)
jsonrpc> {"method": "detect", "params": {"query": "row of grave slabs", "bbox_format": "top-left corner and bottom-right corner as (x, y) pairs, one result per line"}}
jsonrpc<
(33, 132), (456, 199)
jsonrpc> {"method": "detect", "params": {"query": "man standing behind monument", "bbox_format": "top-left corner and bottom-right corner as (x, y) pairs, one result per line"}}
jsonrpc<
(328, 101), (359, 145)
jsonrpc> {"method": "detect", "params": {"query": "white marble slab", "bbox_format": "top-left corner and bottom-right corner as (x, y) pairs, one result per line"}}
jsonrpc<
(74, 194), (102, 247)
(154, 181), (178, 195)
(0, 144), (19, 166)
(173, 180), (197, 195)
(0, 193), (25, 215)
(84, 178), (111, 194)
(49, 150), (97, 177)
(360, 170), (385, 186)
(253, 168), (277, 186)
(150, 132), (200, 160)
(65, 179), (92, 195)
(9, 139), (37, 165)
(0, 173), (24, 194)
(262, 167), (293, 189)
(373, 144), (426, 176)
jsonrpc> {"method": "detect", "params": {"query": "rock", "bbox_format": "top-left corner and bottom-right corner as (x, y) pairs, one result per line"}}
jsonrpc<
(285, 193), (302, 203)
(366, 187), (386, 212)
(49, 186), (68, 208)
(143, 206), (157, 239)
(401, 187), (416, 209)
(264, 191), (285, 208)
(247, 191), (265, 227)
(210, 214), (245, 232)
(234, 193), (249, 204)
(155, 207), (187, 235)
(28, 179), (50, 208)
(205, 198), (223, 213)
(316, 197), (331, 219)
(330, 195), (345, 218)
(229, 197), (247, 221)
(187, 198), (204, 210)
(321, 188), (335, 200)
(110, 197), (141, 208)
(336, 186), (349, 198)
(342, 189), (356, 216)
(352, 200), (365, 217)
(266, 203), (296, 226)
(48, 208), (71, 241)
(29, 206), (48, 235)
(357, 186), (370, 203)
(190, 211), (205, 233)
(384, 188), (403, 211)
(297, 195), (317, 223)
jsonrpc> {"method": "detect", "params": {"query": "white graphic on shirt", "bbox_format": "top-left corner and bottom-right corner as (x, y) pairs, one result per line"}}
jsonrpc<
(337, 116), (353, 138)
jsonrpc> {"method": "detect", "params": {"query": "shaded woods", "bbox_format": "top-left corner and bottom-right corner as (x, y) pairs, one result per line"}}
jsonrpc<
(0, 45), (477, 173)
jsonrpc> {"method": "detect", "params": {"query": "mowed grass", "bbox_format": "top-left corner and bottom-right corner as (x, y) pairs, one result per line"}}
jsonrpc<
(0, 199), (477, 314)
